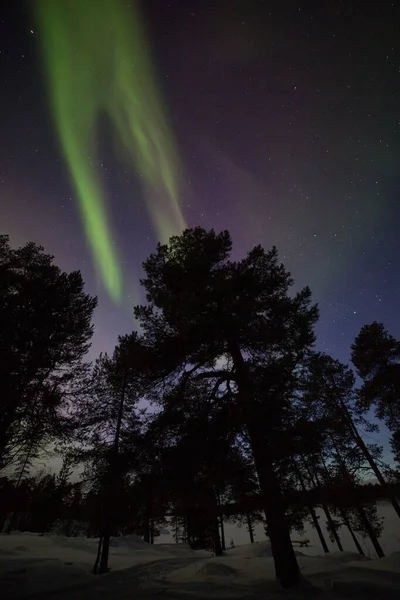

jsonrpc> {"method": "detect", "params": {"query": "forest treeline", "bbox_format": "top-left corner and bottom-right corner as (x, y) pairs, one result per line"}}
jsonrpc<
(0, 229), (399, 588)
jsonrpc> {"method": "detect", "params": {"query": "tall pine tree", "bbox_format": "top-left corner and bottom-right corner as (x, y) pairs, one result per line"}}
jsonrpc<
(134, 227), (319, 588)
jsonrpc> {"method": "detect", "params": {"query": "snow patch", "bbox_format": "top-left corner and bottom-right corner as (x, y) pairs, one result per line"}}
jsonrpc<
(1, 534), (400, 599)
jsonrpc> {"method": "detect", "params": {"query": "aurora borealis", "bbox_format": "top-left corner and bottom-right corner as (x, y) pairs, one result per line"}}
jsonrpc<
(33, 0), (186, 301)
(1, 0), (399, 382)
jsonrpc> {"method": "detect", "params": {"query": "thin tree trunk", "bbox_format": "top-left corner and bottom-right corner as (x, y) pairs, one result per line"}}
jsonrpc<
(246, 513), (255, 544)
(334, 385), (400, 520)
(303, 459), (343, 551)
(185, 515), (190, 546)
(219, 510), (226, 550)
(294, 463), (329, 553)
(15, 443), (34, 488)
(143, 512), (150, 543)
(150, 516), (155, 544)
(337, 505), (365, 556)
(319, 454), (365, 556)
(98, 375), (127, 574)
(93, 535), (103, 574)
(356, 504), (384, 558)
(229, 343), (300, 588)
(98, 516), (111, 574)
(217, 494), (226, 550)
(322, 503), (344, 551)
(220, 516), (226, 550)
(328, 439), (385, 558)
(212, 518), (223, 555)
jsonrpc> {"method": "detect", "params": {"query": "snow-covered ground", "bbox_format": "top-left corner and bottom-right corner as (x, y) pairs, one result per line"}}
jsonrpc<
(1, 532), (400, 599)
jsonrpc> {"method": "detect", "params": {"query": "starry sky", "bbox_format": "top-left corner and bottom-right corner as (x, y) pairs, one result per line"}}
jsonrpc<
(1, 1), (399, 453)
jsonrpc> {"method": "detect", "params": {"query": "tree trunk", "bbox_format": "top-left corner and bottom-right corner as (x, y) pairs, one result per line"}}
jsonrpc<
(340, 509), (365, 556)
(143, 514), (150, 543)
(323, 503), (344, 551)
(356, 504), (384, 558)
(150, 517), (155, 544)
(249, 429), (299, 585)
(212, 518), (223, 556)
(217, 494), (226, 550)
(246, 513), (255, 544)
(229, 343), (300, 588)
(98, 525), (111, 574)
(303, 460), (343, 551)
(219, 515), (226, 550)
(185, 514), (191, 546)
(93, 535), (103, 574)
(328, 438), (385, 558)
(318, 454), (365, 557)
(208, 490), (223, 556)
(334, 386), (400, 520)
(294, 464), (329, 553)
(258, 459), (300, 587)
(97, 375), (127, 574)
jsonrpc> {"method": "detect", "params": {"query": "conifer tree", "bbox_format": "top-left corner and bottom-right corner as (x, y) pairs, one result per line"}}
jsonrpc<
(134, 227), (319, 587)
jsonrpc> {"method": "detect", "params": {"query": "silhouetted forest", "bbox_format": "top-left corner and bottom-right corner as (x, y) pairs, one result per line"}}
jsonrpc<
(1, 229), (399, 588)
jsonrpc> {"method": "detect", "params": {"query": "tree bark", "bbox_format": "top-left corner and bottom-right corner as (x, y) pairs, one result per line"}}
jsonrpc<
(217, 494), (226, 550)
(303, 459), (343, 551)
(319, 455), (365, 556)
(212, 518), (223, 556)
(337, 506), (365, 556)
(356, 504), (384, 558)
(219, 513), (226, 550)
(294, 463), (329, 553)
(150, 516), (155, 544)
(175, 517), (179, 543)
(258, 454), (300, 586)
(98, 375), (127, 574)
(93, 535), (103, 574)
(324, 504), (344, 551)
(333, 384), (400, 520)
(246, 513), (255, 544)
(229, 343), (300, 588)
(220, 516), (226, 550)
(143, 512), (150, 543)
(328, 440), (385, 558)
(208, 491), (223, 555)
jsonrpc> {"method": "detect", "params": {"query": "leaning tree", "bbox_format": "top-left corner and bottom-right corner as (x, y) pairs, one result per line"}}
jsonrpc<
(351, 322), (400, 468)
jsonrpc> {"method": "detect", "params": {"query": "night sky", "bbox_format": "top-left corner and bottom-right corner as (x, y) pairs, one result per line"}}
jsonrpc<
(1, 1), (399, 453)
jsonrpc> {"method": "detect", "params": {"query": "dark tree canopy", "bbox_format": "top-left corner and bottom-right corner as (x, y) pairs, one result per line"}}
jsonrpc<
(1, 229), (396, 589)
(133, 227), (320, 587)
(135, 227), (318, 372)
(0, 234), (97, 466)
(351, 322), (400, 466)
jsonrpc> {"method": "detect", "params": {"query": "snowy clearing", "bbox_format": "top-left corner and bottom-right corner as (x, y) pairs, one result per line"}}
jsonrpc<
(1, 533), (400, 599)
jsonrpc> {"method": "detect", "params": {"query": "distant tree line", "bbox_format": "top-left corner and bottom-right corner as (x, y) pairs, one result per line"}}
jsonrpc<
(1, 230), (399, 588)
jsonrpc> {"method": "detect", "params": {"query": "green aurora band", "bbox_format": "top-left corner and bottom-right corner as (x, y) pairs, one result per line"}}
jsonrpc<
(34, 0), (186, 302)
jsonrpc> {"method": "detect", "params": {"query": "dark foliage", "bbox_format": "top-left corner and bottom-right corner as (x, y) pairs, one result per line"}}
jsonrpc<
(0, 234), (96, 468)
(2, 229), (398, 589)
